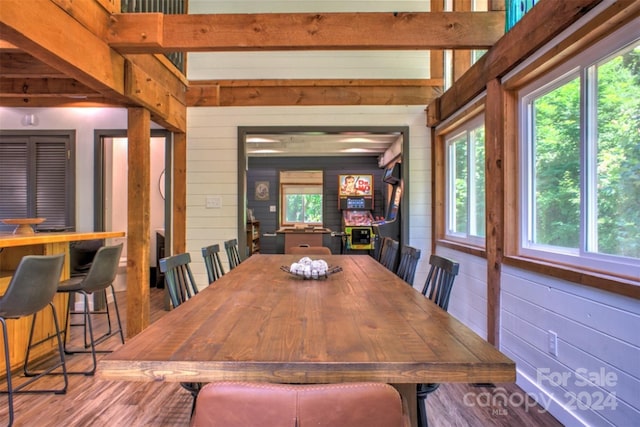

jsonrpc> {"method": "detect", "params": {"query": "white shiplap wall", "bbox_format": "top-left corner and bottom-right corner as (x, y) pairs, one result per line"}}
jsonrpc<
(186, 105), (430, 285)
(501, 266), (640, 426)
(187, 0), (433, 82)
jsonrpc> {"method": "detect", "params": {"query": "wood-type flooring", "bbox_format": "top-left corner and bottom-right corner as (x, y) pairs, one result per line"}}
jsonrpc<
(1, 287), (563, 426)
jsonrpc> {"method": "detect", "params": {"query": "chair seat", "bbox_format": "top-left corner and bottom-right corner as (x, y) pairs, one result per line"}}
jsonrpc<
(56, 276), (85, 292)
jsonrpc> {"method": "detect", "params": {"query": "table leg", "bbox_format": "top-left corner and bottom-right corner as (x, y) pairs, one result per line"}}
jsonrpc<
(392, 383), (417, 427)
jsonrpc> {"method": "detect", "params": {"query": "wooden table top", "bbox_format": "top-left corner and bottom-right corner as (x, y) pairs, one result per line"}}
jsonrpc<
(0, 230), (125, 248)
(98, 254), (515, 385)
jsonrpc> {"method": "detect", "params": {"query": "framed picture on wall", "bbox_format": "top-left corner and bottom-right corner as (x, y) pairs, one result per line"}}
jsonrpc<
(255, 181), (270, 200)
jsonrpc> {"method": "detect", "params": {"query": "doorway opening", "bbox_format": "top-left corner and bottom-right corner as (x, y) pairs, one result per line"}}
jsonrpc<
(94, 129), (171, 289)
(237, 126), (409, 255)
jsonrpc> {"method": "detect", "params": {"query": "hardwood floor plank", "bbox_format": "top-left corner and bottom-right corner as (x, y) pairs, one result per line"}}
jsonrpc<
(1, 288), (562, 426)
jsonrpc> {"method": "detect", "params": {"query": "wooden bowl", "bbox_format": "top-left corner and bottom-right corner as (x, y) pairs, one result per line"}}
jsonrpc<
(1, 218), (46, 235)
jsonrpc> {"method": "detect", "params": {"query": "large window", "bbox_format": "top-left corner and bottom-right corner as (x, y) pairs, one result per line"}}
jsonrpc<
(445, 115), (486, 244)
(0, 132), (75, 232)
(280, 171), (323, 226)
(520, 34), (640, 275)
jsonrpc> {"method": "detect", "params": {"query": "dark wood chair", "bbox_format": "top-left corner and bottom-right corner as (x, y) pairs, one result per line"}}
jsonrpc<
(190, 381), (411, 427)
(224, 238), (242, 270)
(395, 244), (421, 286)
(57, 243), (125, 375)
(417, 254), (460, 427)
(0, 254), (67, 427)
(158, 252), (202, 414)
(379, 238), (399, 272)
(159, 252), (198, 309)
(201, 244), (225, 283)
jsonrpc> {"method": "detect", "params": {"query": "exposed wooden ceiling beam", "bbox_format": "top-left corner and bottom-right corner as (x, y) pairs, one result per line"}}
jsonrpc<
(0, 52), (66, 78)
(107, 12), (504, 53)
(0, 77), (98, 98)
(0, 0), (188, 132)
(187, 78), (444, 107)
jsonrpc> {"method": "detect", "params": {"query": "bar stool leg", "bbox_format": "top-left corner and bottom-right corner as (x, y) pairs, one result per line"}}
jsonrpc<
(1, 318), (15, 427)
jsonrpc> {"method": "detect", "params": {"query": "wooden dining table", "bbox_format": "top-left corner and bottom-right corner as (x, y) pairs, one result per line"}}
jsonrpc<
(98, 254), (515, 426)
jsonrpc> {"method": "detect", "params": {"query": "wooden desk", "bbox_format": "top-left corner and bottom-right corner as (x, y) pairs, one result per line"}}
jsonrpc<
(0, 230), (125, 376)
(98, 254), (515, 426)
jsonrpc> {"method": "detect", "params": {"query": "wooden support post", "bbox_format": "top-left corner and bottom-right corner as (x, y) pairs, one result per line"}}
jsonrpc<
(126, 107), (151, 336)
(172, 132), (187, 255)
(485, 79), (505, 346)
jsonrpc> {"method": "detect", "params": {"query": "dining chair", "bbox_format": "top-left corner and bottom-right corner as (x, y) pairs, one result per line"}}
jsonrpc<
(379, 238), (399, 272)
(201, 244), (225, 283)
(56, 243), (124, 375)
(417, 254), (460, 427)
(288, 245), (332, 256)
(159, 252), (199, 309)
(395, 244), (421, 286)
(375, 236), (390, 262)
(0, 254), (67, 427)
(158, 252), (202, 413)
(190, 381), (411, 427)
(224, 238), (242, 270)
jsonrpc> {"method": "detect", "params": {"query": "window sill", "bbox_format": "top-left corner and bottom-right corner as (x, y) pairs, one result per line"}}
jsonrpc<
(436, 239), (639, 300)
(504, 255), (640, 300)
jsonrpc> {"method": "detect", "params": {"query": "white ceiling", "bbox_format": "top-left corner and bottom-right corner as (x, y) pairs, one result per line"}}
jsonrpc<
(246, 131), (402, 157)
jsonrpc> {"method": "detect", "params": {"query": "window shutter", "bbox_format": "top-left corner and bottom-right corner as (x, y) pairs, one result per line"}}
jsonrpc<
(0, 140), (29, 232)
(0, 133), (74, 232)
(34, 138), (68, 227)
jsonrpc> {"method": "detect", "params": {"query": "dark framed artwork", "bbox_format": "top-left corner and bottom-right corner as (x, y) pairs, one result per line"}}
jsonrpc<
(255, 181), (270, 200)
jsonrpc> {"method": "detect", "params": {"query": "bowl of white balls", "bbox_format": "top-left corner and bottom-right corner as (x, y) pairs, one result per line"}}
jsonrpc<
(280, 256), (342, 280)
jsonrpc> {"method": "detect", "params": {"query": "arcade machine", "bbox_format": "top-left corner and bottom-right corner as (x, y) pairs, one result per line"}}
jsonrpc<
(338, 174), (376, 253)
(372, 163), (402, 255)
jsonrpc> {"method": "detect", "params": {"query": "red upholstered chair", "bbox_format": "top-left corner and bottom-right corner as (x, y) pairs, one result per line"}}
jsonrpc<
(288, 245), (332, 255)
(190, 382), (411, 427)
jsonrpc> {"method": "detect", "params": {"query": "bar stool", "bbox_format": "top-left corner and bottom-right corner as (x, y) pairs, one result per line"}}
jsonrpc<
(56, 243), (124, 376)
(0, 254), (67, 427)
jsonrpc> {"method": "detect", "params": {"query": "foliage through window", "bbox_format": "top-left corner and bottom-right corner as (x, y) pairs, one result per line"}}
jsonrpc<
(280, 171), (323, 226)
(445, 115), (486, 243)
(521, 35), (640, 273)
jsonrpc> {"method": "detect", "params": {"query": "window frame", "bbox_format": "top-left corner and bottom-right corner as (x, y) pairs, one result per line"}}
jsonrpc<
(518, 29), (640, 279)
(280, 183), (324, 226)
(443, 113), (486, 247)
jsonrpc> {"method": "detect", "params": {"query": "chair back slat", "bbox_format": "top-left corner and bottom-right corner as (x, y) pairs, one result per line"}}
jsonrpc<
(224, 238), (242, 270)
(395, 245), (421, 286)
(202, 244), (225, 283)
(159, 252), (198, 308)
(421, 254), (460, 311)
